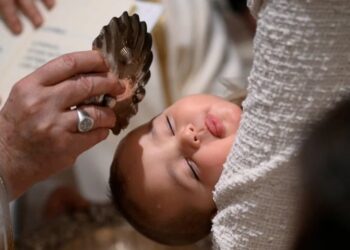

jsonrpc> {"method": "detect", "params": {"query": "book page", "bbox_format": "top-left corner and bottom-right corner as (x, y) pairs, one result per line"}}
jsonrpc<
(0, 0), (136, 108)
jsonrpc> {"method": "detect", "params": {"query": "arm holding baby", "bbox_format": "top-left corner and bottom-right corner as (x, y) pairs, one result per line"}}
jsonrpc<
(212, 0), (350, 249)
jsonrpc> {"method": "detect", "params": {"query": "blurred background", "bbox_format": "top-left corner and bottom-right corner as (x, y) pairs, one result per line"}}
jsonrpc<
(1, 0), (255, 249)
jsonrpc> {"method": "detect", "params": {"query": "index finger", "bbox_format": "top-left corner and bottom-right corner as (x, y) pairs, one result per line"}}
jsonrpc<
(31, 50), (109, 86)
(0, 0), (22, 34)
(18, 0), (43, 28)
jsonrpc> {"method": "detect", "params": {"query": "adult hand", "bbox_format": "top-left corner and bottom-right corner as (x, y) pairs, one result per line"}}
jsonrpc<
(0, 50), (123, 200)
(0, 0), (55, 34)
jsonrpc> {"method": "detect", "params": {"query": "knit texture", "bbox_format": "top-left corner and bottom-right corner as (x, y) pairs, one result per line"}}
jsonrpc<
(212, 0), (350, 249)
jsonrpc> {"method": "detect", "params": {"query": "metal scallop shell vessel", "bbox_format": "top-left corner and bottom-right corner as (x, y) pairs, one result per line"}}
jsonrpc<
(89, 11), (153, 135)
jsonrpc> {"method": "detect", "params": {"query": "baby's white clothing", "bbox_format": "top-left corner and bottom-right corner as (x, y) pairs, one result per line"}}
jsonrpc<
(212, 1), (350, 249)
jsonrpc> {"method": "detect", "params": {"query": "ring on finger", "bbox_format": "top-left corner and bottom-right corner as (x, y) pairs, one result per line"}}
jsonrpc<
(77, 108), (94, 133)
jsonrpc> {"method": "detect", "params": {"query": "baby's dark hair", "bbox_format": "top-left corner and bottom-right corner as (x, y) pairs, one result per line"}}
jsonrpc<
(109, 153), (214, 246)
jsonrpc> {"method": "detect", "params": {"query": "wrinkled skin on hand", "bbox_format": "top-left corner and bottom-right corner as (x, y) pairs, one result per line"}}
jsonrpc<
(0, 0), (55, 34)
(0, 51), (123, 200)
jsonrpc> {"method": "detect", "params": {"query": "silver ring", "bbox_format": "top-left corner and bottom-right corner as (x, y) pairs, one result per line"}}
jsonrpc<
(77, 109), (94, 133)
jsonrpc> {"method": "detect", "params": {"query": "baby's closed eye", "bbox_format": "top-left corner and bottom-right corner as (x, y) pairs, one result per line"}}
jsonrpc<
(186, 159), (200, 181)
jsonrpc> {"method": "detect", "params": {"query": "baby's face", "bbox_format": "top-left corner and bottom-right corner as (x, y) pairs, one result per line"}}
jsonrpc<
(115, 94), (242, 223)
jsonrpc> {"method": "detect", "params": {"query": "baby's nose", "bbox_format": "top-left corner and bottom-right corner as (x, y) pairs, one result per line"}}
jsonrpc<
(178, 124), (200, 155)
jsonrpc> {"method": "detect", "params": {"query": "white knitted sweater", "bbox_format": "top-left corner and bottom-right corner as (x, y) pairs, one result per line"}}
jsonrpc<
(212, 0), (350, 249)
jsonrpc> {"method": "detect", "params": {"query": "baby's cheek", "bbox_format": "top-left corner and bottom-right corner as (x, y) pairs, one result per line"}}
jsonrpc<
(198, 158), (224, 188)
(200, 140), (232, 187)
(202, 165), (223, 189)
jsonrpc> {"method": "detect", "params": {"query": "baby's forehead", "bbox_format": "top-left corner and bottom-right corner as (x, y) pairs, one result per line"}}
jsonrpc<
(121, 114), (159, 146)
(120, 121), (151, 146)
(115, 121), (152, 170)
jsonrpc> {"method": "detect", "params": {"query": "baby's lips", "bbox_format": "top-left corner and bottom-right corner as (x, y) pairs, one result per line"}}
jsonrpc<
(205, 114), (225, 138)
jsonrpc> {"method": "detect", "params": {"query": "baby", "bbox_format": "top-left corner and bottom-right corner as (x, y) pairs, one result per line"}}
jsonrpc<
(109, 94), (242, 245)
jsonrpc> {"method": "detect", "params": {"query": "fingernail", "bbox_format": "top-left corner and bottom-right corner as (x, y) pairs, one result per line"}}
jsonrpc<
(34, 16), (43, 27)
(12, 23), (22, 34)
(48, 1), (55, 9)
(107, 72), (117, 81)
(44, 0), (55, 9)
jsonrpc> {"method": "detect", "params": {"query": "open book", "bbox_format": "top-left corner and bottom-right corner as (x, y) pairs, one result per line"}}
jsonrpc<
(0, 0), (162, 109)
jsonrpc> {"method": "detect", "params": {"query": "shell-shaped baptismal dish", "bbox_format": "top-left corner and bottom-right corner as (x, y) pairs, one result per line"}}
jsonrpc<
(91, 11), (153, 135)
